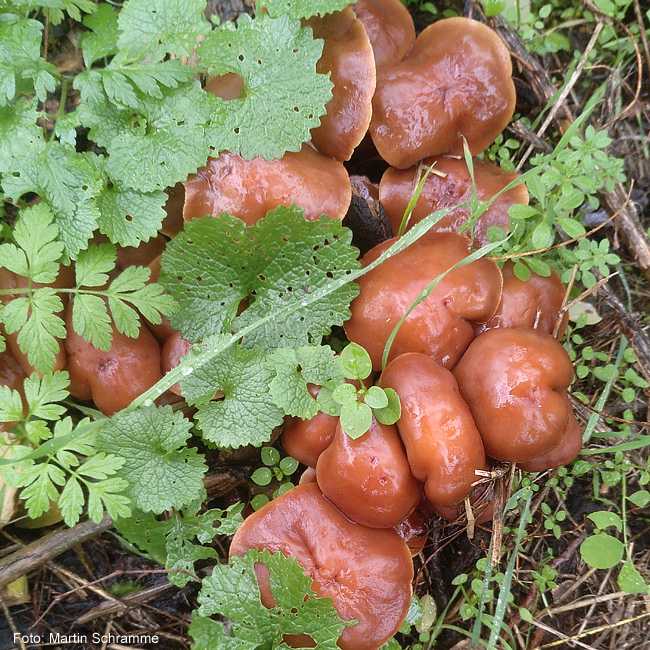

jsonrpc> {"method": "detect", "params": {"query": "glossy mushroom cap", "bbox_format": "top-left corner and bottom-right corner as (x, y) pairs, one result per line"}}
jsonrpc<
(369, 17), (516, 168)
(282, 385), (338, 468)
(64, 305), (162, 416)
(518, 398), (582, 472)
(379, 156), (528, 246)
(475, 261), (568, 336)
(183, 145), (351, 224)
(379, 353), (487, 506)
(351, 0), (415, 68)
(229, 483), (413, 650)
(453, 328), (574, 463)
(344, 232), (503, 371)
(0, 265), (74, 375)
(429, 480), (494, 525)
(316, 418), (422, 528)
(305, 8), (376, 162)
(0, 347), (27, 432)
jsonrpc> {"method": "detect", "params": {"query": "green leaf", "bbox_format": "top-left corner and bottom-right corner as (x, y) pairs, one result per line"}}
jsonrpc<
(0, 203), (63, 282)
(332, 382), (358, 405)
(117, 0), (211, 62)
(77, 81), (215, 193)
(580, 533), (624, 569)
(0, 14), (59, 106)
(23, 371), (70, 420)
(267, 345), (342, 419)
(374, 387), (401, 426)
(181, 342), (284, 449)
(339, 342), (372, 382)
(258, 0), (354, 19)
(196, 549), (352, 648)
(587, 510), (623, 532)
(0, 385), (23, 424)
(525, 257), (552, 278)
(364, 386), (388, 409)
(627, 490), (650, 508)
(617, 559), (648, 594)
(97, 184), (167, 248)
(80, 3), (120, 67)
(189, 617), (259, 650)
(72, 293), (112, 350)
(161, 207), (360, 348)
(198, 13), (332, 160)
(58, 475), (85, 526)
(113, 509), (168, 563)
(18, 462), (66, 518)
(340, 400), (372, 439)
(98, 405), (208, 513)
(75, 243), (117, 288)
(251, 467), (273, 486)
(531, 221), (554, 250)
(556, 217), (586, 239)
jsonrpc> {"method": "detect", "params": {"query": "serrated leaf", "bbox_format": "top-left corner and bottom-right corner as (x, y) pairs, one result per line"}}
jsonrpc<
(266, 345), (342, 419)
(72, 293), (112, 350)
(97, 184), (167, 248)
(258, 0), (354, 19)
(114, 509), (168, 563)
(75, 243), (117, 287)
(58, 476), (84, 526)
(117, 0), (211, 62)
(0, 385), (23, 424)
(18, 462), (66, 519)
(189, 617), (260, 650)
(196, 549), (351, 648)
(23, 371), (70, 420)
(198, 14), (332, 160)
(181, 342), (284, 449)
(98, 405), (207, 513)
(77, 81), (215, 193)
(87, 477), (131, 522)
(235, 207), (361, 349)
(80, 3), (119, 68)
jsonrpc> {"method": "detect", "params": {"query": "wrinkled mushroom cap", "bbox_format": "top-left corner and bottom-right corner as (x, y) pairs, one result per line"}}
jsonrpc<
(475, 261), (568, 336)
(316, 418), (422, 528)
(64, 304), (162, 416)
(369, 17), (516, 168)
(453, 328), (574, 462)
(305, 8), (376, 162)
(379, 156), (528, 246)
(351, 0), (415, 68)
(518, 397), (582, 472)
(344, 232), (503, 370)
(183, 145), (351, 224)
(229, 483), (413, 650)
(379, 353), (487, 506)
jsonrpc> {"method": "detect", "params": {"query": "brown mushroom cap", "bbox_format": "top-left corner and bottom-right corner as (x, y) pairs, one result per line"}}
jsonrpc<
(369, 17), (516, 168)
(282, 385), (338, 467)
(518, 398), (582, 472)
(351, 0), (415, 68)
(64, 305), (162, 416)
(379, 156), (528, 246)
(183, 145), (351, 224)
(453, 328), (574, 463)
(305, 8), (376, 162)
(475, 261), (568, 336)
(344, 232), (503, 370)
(379, 352), (487, 506)
(229, 482), (413, 650)
(0, 347), (27, 432)
(316, 418), (422, 528)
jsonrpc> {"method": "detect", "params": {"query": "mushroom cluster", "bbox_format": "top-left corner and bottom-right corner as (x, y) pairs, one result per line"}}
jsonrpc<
(0, 7), (586, 650)
(219, 8), (583, 650)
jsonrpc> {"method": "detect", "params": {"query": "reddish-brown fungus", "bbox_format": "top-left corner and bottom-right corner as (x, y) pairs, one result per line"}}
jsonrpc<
(379, 156), (528, 246)
(64, 305), (162, 416)
(344, 232), (503, 370)
(183, 145), (351, 224)
(379, 353), (487, 507)
(475, 260), (568, 336)
(369, 17), (516, 168)
(316, 418), (422, 528)
(453, 328), (574, 463)
(229, 483), (413, 650)
(305, 8), (376, 162)
(351, 0), (415, 68)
